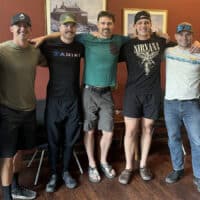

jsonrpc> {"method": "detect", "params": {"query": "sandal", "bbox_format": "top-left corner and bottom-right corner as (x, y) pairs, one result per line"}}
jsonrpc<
(100, 163), (116, 179)
(88, 166), (101, 183)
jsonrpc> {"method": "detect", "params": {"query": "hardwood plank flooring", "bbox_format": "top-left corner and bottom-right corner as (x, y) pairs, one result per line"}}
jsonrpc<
(1, 146), (199, 200)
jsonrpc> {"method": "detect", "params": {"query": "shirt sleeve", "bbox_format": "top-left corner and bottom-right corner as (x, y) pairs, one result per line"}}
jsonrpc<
(37, 49), (47, 66)
(165, 41), (177, 48)
(122, 35), (130, 44)
(75, 33), (87, 44)
(118, 42), (128, 62)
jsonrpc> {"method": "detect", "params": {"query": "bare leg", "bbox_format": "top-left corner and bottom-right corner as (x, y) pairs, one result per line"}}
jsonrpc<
(124, 117), (140, 170)
(84, 129), (96, 167)
(11, 150), (23, 190)
(1, 157), (13, 186)
(100, 131), (113, 164)
(0, 157), (13, 199)
(13, 151), (22, 174)
(140, 118), (154, 168)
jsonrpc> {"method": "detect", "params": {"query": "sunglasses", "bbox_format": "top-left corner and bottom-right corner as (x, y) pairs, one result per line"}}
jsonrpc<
(177, 24), (192, 33)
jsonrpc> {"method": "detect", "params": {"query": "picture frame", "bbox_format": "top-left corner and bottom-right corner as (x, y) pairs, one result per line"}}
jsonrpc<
(123, 8), (168, 36)
(45, 0), (107, 34)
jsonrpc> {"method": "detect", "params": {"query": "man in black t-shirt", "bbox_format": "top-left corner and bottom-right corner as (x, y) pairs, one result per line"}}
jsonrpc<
(118, 11), (200, 186)
(118, 10), (168, 185)
(40, 13), (84, 192)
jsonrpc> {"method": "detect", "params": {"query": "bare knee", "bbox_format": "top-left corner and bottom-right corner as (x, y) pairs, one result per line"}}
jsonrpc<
(142, 124), (154, 136)
(141, 118), (154, 135)
(102, 131), (113, 140)
(1, 157), (13, 172)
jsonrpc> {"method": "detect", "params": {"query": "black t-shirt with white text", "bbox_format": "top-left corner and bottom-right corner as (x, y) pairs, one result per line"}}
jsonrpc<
(40, 37), (84, 99)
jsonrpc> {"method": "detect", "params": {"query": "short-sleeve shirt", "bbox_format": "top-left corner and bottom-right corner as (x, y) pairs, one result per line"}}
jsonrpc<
(0, 41), (46, 111)
(76, 34), (129, 87)
(40, 37), (84, 99)
(165, 46), (200, 100)
(120, 35), (167, 95)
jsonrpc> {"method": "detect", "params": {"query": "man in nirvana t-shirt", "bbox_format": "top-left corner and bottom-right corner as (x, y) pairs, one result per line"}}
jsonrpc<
(119, 10), (173, 185)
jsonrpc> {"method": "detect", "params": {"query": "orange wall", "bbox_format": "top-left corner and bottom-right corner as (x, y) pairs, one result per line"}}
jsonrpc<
(0, 0), (200, 108)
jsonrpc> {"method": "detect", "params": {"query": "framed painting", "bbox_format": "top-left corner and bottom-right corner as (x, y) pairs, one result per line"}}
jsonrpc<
(45, 0), (107, 34)
(123, 8), (168, 36)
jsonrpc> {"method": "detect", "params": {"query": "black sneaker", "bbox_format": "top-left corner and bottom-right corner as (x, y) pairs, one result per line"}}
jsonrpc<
(62, 171), (77, 189)
(165, 169), (184, 184)
(45, 174), (58, 193)
(193, 176), (200, 192)
(11, 186), (36, 200)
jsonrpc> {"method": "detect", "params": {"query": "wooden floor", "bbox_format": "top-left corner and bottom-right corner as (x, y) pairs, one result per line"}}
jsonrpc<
(1, 144), (199, 200)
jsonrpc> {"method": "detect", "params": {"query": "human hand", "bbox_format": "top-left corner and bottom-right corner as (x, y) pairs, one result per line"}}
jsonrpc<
(90, 32), (100, 38)
(29, 36), (46, 48)
(190, 40), (200, 53)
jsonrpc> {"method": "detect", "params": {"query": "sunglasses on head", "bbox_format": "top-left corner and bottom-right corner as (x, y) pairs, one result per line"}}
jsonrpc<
(177, 24), (192, 33)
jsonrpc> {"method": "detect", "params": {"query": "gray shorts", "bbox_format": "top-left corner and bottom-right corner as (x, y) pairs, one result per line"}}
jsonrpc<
(82, 87), (114, 132)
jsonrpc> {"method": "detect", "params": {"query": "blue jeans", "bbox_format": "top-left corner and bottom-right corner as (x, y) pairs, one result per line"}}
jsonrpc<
(164, 99), (200, 178)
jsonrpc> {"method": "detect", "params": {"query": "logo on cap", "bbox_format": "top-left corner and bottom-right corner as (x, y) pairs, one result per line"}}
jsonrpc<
(176, 22), (193, 33)
(11, 13), (31, 26)
(59, 13), (76, 24)
(19, 13), (25, 20)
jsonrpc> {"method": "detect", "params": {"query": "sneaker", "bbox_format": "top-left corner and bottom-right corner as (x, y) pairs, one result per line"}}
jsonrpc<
(45, 174), (58, 193)
(88, 166), (101, 183)
(118, 169), (133, 185)
(11, 186), (36, 200)
(139, 167), (153, 181)
(62, 171), (77, 189)
(165, 169), (184, 184)
(193, 176), (200, 192)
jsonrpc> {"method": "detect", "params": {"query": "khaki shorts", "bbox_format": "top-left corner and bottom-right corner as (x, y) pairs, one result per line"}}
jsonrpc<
(82, 87), (114, 132)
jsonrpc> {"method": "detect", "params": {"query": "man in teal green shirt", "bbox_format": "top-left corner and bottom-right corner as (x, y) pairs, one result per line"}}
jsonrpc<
(76, 32), (127, 87)
(77, 11), (128, 183)
(32, 11), (128, 183)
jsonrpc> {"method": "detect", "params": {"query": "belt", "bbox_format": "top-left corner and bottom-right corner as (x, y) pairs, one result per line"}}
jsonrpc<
(84, 84), (111, 93)
(165, 99), (200, 102)
(166, 99), (199, 102)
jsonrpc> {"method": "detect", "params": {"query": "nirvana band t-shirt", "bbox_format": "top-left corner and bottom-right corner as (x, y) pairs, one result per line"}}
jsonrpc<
(120, 35), (167, 95)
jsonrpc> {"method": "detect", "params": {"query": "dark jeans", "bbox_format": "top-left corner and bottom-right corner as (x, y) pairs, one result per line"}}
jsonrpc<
(45, 97), (82, 174)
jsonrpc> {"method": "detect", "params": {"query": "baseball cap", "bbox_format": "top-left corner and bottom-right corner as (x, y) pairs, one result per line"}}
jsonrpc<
(134, 10), (151, 24)
(176, 22), (193, 33)
(59, 13), (76, 24)
(11, 13), (31, 26)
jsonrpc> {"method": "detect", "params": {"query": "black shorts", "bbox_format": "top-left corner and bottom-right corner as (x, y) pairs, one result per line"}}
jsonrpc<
(0, 105), (36, 158)
(123, 93), (161, 120)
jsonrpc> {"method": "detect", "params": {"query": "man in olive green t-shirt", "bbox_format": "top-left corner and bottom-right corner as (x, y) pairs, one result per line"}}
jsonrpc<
(0, 13), (46, 200)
